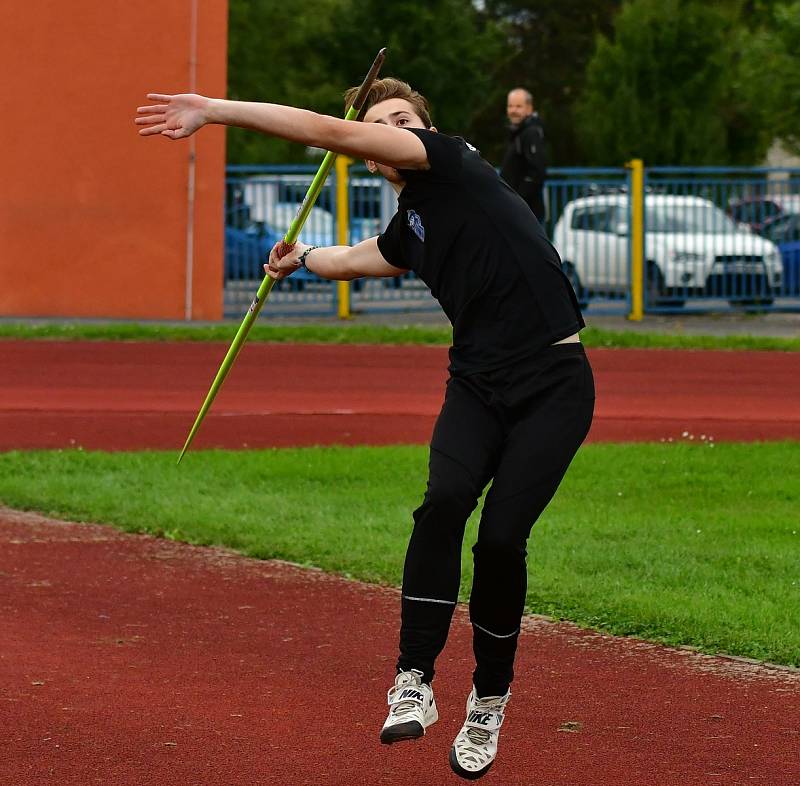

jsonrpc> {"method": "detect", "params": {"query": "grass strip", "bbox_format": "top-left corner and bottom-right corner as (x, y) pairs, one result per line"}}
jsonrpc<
(1, 441), (798, 665)
(0, 320), (798, 351)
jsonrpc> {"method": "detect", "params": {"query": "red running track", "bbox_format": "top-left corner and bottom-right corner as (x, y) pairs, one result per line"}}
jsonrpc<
(2, 342), (800, 784)
(1, 340), (799, 450)
(3, 509), (799, 786)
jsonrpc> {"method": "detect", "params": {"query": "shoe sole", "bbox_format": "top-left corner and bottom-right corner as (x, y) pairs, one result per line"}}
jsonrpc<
(380, 705), (438, 745)
(448, 747), (493, 780)
(380, 720), (425, 744)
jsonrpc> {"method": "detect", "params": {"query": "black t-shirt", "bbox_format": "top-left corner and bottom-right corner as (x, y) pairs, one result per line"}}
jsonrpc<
(376, 128), (584, 377)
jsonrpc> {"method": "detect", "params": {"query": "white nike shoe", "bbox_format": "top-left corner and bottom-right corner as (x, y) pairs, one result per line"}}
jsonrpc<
(449, 686), (510, 779)
(379, 669), (438, 744)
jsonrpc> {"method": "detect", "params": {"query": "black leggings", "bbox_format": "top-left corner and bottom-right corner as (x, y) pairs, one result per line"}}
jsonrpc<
(397, 343), (595, 697)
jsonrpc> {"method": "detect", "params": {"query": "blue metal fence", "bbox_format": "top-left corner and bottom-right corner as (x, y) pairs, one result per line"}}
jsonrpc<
(641, 168), (800, 312)
(544, 167), (631, 315)
(225, 165), (338, 316)
(224, 164), (437, 317)
(224, 165), (800, 318)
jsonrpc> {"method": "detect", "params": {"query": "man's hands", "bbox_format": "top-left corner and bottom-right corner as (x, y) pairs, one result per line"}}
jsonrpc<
(135, 94), (211, 139)
(265, 241), (309, 281)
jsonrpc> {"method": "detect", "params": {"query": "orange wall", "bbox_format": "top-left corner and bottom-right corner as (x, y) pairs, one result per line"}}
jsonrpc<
(0, 1), (228, 320)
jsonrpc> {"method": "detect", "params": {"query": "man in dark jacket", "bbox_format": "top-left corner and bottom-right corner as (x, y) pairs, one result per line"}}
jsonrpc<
(500, 88), (547, 222)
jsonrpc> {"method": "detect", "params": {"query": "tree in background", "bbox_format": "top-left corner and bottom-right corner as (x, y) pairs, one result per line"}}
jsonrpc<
(575, 0), (772, 165)
(738, 1), (800, 156)
(227, 0), (503, 164)
(470, 0), (622, 167)
(228, 0), (793, 167)
(733, 0), (790, 25)
(326, 0), (504, 139)
(227, 0), (349, 164)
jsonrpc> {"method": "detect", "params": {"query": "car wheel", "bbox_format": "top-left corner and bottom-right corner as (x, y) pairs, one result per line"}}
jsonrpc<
(646, 263), (685, 309)
(563, 262), (588, 310)
(733, 297), (774, 311)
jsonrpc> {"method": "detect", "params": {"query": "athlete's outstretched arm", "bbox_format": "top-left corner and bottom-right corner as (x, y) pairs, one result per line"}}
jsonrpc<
(135, 94), (429, 170)
(265, 237), (406, 282)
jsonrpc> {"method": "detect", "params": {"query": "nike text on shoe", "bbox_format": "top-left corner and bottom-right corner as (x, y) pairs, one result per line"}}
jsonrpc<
(449, 686), (510, 779)
(380, 669), (438, 744)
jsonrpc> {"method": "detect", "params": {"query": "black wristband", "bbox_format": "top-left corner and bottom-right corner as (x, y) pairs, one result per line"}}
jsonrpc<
(297, 246), (318, 269)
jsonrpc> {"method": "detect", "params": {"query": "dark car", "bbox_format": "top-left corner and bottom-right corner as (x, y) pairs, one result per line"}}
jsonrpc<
(224, 214), (323, 291)
(760, 213), (800, 295)
(728, 195), (800, 234)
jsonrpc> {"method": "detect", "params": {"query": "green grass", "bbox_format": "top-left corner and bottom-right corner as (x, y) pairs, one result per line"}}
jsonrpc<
(0, 320), (799, 351)
(1, 442), (798, 665)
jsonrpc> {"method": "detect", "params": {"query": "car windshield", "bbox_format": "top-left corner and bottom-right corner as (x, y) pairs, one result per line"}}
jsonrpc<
(646, 204), (738, 234)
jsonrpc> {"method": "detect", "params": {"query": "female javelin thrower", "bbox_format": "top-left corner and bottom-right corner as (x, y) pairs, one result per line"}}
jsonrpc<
(136, 78), (594, 780)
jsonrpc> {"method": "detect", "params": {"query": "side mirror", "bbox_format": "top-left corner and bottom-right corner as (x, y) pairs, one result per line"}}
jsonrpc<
(615, 222), (629, 236)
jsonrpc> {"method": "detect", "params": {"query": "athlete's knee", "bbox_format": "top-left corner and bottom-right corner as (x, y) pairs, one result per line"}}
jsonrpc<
(472, 533), (527, 564)
(414, 466), (480, 529)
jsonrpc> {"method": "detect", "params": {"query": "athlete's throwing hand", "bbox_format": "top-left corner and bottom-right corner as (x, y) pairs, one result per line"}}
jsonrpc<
(266, 241), (310, 281)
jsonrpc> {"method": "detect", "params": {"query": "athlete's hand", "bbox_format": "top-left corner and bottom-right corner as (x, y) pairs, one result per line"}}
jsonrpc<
(266, 241), (308, 280)
(135, 93), (210, 140)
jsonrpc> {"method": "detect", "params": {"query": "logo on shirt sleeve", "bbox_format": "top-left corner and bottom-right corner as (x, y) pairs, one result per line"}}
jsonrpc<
(407, 209), (425, 242)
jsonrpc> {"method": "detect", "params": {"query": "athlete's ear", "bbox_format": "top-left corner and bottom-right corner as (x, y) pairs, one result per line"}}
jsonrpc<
(365, 159), (378, 174)
(430, 126), (437, 133)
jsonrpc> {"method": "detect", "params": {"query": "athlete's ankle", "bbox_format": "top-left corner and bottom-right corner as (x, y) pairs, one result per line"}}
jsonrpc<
(474, 682), (511, 699)
(397, 664), (434, 685)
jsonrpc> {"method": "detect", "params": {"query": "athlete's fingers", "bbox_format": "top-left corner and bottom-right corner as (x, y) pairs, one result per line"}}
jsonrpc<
(267, 255), (287, 274)
(138, 123), (168, 136)
(147, 93), (174, 102)
(267, 241), (284, 268)
(137, 104), (169, 114)
(134, 114), (166, 125)
(267, 243), (299, 277)
(264, 260), (293, 279)
(161, 128), (191, 140)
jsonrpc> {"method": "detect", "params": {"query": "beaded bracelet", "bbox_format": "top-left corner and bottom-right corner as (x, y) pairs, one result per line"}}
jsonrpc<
(297, 246), (319, 269)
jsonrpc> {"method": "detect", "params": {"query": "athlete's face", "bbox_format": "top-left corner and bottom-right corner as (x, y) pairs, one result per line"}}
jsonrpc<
(506, 90), (533, 126)
(363, 98), (434, 186)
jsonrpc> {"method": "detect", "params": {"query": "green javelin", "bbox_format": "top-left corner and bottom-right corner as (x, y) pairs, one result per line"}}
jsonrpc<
(177, 48), (387, 464)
